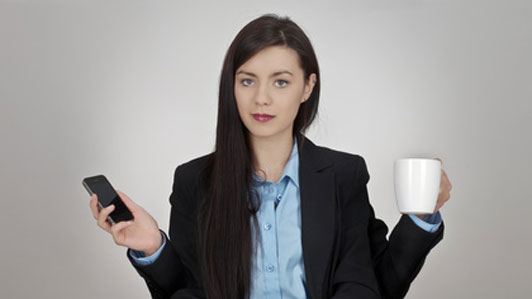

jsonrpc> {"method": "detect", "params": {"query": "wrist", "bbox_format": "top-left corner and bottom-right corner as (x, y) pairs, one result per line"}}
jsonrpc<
(143, 231), (163, 256)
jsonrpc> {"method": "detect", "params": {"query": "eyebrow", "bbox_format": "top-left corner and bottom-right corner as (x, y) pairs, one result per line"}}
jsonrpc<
(235, 70), (293, 78)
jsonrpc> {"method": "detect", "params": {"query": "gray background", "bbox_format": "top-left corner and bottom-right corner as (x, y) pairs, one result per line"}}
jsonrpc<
(1, 0), (531, 298)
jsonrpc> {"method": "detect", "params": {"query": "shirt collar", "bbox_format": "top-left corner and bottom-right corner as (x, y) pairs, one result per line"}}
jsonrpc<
(282, 137), (300, 188)
(252, 136), (300, 188)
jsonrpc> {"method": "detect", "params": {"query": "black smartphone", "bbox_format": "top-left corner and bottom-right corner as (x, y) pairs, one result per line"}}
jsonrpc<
(82, 175), (134, 224)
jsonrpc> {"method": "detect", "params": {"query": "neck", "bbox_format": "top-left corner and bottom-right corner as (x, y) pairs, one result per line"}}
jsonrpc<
(249, 130), (294, 182)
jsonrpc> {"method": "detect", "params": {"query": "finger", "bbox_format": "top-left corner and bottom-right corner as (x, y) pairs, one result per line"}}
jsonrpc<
(97, 205), (114, 233)
(433, 157), (443, 165)
(116, 190), (139, 212)
(439, 190), (450, 202)
(110, 221), (133, 245)
(435, 192), (448, 212)
(442, 171), (452, 191)
(89, 196), (99, 220)
(439, 169), (450, 191)
(439, 170), (450, 192)
(111, 220), (132, 236)
(435, 191), (450, 212)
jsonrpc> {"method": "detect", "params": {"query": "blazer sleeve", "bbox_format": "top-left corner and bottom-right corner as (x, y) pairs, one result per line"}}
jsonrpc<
(357, 156), (445, 299)
(328, 156), (382, 298)
(127, 165), (206, 299)
(330, 221), (382, 299)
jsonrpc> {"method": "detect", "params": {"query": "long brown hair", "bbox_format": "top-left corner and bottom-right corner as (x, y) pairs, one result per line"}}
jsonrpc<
(198, 14), (321, 298)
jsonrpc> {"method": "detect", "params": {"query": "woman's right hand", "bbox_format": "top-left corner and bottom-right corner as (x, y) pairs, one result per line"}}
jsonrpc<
(89, 190), (163, 256)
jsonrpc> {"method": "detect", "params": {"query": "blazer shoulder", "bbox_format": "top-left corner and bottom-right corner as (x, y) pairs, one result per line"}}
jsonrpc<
(319, 145), (365, 163)
(311, 143), (369, 178)
(170, 153), (213, 201)
(174, 153), (213, 180)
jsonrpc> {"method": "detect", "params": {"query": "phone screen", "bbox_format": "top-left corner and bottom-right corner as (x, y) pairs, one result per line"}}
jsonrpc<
(84, 175), (133, 223)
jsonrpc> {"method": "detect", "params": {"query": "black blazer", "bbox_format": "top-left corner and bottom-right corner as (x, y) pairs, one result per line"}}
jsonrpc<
(128, 137), (444, 299)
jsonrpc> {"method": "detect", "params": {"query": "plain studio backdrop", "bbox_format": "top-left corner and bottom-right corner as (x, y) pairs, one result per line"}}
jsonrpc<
(1, 0), (531, 298)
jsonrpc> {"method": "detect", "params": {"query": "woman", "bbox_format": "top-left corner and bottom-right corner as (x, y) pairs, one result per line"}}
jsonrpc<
(90, 14), (452, 299)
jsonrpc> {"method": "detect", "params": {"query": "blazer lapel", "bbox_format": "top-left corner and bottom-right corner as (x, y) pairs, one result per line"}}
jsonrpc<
(299, 137), (336, 298)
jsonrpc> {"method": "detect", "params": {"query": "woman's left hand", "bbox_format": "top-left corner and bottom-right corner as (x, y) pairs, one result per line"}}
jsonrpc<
(416, 157), (452, 220)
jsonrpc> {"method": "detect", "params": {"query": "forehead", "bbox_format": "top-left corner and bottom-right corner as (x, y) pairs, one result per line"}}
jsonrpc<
(236, 46), (302, 74)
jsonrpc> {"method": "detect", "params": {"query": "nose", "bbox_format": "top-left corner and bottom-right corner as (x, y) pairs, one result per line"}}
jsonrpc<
(254, 83), (272, 106)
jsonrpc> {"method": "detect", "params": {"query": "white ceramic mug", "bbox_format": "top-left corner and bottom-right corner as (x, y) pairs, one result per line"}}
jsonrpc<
(394, 158), (442, 214)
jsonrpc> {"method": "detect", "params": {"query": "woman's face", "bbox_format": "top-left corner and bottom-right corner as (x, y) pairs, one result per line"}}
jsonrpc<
(234, 46), (316, 142)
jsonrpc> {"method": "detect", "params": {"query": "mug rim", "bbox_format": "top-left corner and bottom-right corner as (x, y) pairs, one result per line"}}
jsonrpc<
(395, 158), (442, 164)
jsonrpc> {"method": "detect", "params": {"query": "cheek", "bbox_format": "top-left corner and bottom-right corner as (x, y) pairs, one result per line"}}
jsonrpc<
(234, 88), (248, 113)
(234, 90), (256, 126)
(279, 90), (304, 115)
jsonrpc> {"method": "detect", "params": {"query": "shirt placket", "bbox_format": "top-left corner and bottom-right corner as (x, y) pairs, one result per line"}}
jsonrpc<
(261, 182), (282, 298)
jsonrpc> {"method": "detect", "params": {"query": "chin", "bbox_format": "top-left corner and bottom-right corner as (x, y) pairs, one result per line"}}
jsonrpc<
(248, 131), (276, 139)
(246, 128), (279, 139)
(248, 126), (293, 141)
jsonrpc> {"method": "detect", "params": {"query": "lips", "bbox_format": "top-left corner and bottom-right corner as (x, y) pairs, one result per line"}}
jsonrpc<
(252, 113), (275, 122)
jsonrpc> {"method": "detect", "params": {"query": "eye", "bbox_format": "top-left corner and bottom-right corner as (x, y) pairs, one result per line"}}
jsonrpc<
(274, 79), (289, 88)
(241, 78), (254, 86)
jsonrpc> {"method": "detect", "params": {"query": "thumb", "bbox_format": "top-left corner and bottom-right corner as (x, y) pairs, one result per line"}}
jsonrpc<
(433, 157), (443, 166)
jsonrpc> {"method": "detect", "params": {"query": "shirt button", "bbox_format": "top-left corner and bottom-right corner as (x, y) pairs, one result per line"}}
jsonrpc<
(266, 264), (275, 272)
(263, 223), (272, 231)
(276, 194), (282, 200)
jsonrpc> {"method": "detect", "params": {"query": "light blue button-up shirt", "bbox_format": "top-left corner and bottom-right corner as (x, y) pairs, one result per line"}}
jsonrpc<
(248, 137), (306, 298)
(130, 139), (443, 298)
